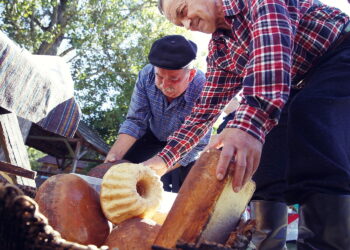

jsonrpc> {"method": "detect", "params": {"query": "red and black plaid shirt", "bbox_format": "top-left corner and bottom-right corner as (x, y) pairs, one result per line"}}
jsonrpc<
(159, 0), (349, 167)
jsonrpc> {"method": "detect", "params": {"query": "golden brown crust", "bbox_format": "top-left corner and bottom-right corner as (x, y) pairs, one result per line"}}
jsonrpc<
(100, 163), (163, 224)
(35, 174), (110, 246)
(104, 217), (161, 250)
(153, 149), (255, 248)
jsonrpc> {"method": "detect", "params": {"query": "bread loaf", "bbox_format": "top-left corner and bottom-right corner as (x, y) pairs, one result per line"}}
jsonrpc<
(104, 218), (160, 250)
(35, 174), (110, 246)
(100, 163), (163, 224)
(154, 148), (255, 248)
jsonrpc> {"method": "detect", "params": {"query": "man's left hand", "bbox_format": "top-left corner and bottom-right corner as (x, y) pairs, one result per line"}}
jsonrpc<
(142, 156), (168, 176)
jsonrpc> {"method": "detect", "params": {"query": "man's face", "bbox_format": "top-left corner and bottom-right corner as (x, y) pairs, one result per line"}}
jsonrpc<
(154, 67), (196, 101)
(162, 0), (218, 34)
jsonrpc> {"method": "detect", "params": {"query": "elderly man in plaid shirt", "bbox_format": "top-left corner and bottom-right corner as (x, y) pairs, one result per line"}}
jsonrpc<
(143, 0), (350, 248)
(105, 35), (210, 193)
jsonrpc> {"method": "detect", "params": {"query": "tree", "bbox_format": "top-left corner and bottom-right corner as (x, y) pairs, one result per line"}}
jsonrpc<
(0, 0), (191, 144)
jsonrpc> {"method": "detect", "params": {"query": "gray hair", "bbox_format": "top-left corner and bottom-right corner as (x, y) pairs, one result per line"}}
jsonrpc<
(183, 61), (195, 70)
(158, 0), (164, 14)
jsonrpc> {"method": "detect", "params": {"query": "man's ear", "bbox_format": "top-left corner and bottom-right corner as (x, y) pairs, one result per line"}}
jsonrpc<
(188, 68), (197, 82)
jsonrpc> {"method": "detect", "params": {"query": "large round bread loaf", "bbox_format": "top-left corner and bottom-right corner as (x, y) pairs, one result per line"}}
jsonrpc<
(35, 174), (110, 246)
(104, 218), (161, 250)
(100, 163), (163, 224)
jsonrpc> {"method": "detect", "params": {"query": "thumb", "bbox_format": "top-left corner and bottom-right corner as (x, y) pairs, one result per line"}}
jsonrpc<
(105, 155), (116, 163)
(204, 134), (223, 152)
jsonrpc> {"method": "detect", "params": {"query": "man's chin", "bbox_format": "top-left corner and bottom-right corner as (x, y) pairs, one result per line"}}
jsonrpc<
(197, 25), (216, 34)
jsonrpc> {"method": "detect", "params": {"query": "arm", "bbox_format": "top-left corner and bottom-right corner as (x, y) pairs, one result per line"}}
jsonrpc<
(105, 66), (152, 162)
(104, 133), (137, 163)
(212, 0), (295, 191)
(178, 128), (212, 166)
(143, 66), (242, 174)
(119, 66), (152, 139)
(226, 0), (294, 141)
(147, 1), (296, 189)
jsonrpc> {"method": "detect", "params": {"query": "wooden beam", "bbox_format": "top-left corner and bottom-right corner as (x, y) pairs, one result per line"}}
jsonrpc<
(27, 135), (80, 143)
(0, 160), (36, 179)
(27, 135), (77, 157)
(62, 157), (103, 163)
(0, 113), (36, 187)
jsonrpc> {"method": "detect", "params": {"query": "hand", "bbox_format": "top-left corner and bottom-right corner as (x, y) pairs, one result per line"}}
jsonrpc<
(206, 128), (263, 192)
(142, 156), (168, 176)
(104, 152), (121, 163)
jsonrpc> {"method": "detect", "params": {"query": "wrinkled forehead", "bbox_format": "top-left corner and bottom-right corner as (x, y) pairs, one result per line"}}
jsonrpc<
(155, 67), (187, 77)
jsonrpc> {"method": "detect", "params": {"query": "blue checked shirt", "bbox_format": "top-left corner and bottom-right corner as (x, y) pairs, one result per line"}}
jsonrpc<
(119, 64), (210, 166)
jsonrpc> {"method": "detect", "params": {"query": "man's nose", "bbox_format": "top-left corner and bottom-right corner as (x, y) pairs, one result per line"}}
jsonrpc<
(163, 80), (172, 87)
(181, 19), (191, 30)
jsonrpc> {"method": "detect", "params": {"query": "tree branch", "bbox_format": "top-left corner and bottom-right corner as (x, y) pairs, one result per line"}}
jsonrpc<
(32, 16), (48, 31)
(59, 46), (74, 57)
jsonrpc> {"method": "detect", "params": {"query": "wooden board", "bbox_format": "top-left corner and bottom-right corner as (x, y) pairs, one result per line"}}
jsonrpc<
(0, 113), (36, 187)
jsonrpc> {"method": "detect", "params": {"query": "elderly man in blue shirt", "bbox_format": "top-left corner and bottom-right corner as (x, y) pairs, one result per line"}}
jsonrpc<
(104, 35), (210, 192)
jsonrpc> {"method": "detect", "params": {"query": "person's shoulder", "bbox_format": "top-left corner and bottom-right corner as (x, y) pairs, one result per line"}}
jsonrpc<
(185, 69), (206, 102)
(138, 64), (155, 86)
(193, 69), (206, 85)
(140, 64), (155, 75)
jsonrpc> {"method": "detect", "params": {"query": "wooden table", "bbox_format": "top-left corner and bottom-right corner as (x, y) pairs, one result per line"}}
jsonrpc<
(0, 31), (81, 187)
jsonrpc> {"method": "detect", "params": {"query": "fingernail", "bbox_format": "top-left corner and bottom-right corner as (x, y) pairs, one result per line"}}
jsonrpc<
(217, 173), (224, 180)
(234, 187), (241, 193)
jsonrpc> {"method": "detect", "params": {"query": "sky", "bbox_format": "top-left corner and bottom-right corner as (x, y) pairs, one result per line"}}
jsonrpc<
(191, 0), (350, 71)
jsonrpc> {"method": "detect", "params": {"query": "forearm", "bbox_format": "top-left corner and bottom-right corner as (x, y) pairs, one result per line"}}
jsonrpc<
(105, 133), (137, 162)
(178, 128), (212, 166)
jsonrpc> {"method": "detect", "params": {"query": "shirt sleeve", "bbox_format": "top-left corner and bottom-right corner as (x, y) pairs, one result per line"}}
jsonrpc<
(159, 66), (242, 167)
(227, 0), (294, 142)
(119, 67), (151, 139)
(178, 127), (212, 166)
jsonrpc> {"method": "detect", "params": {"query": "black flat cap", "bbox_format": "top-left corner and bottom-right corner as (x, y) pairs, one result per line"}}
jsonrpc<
(148, 35), (197, 70)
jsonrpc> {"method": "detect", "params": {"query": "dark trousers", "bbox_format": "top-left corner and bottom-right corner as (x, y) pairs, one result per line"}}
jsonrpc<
(123, 130), (193, 193)
(252, 36), (350, 204)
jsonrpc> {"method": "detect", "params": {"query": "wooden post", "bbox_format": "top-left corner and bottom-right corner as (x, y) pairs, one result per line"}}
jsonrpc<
(71, 139), (82, 173)
(0, 113), (36, 187)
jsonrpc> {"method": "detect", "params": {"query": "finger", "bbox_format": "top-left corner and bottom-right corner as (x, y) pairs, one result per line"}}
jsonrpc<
(216, 145), (235, 180)
(232, 150), (247, 192)
(252, 151), (261, 175)
(242, 154), (254, 187)
(204, 135), (223, 152)
(104, 156), (114, 163)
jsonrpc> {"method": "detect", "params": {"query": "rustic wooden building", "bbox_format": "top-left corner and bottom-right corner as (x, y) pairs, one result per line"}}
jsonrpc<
(26, 121), (110, 174)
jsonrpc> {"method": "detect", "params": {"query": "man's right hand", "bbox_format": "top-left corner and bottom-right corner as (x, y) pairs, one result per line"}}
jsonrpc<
(104, 133), (137, 163)
(104, 152), (121, 163)
(204, 127), (263, 193)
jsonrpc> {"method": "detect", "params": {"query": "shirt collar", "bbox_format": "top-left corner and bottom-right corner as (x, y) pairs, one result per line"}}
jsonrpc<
(212, 0), (242, 40)
(222, 0), (241, 17)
